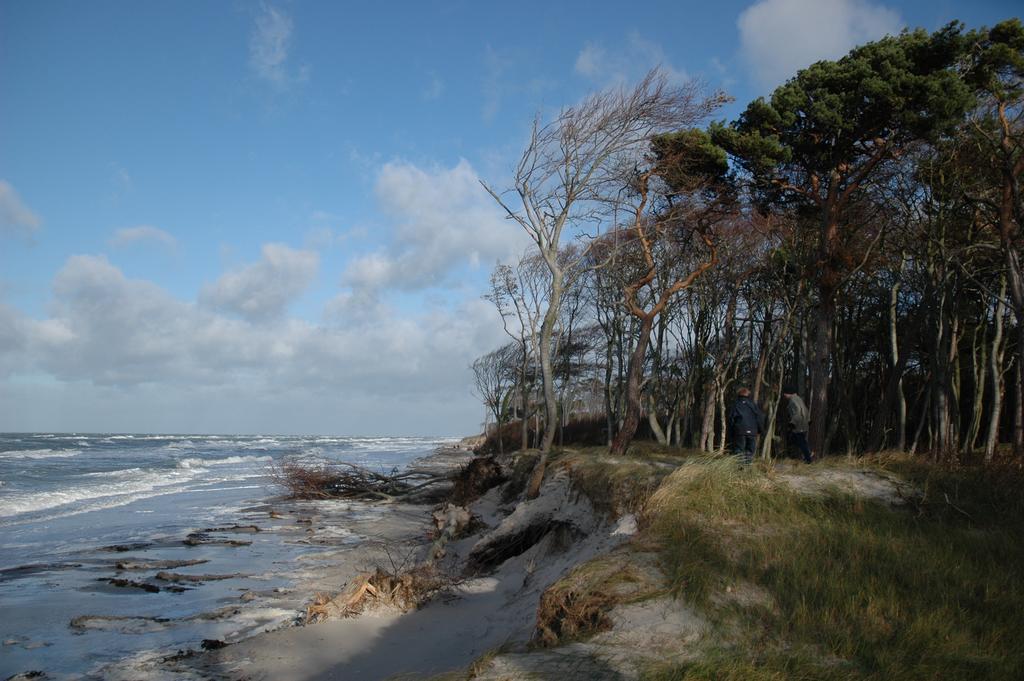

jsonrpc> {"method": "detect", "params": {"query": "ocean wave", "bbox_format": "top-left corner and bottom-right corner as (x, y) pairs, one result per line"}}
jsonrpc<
(0, 467), (201, 518)
(81, 467), (145, 479)
(176, 455), (272, 469)
(0, 448), (81, 460)
(162, 440), (197, 451)
(241, 437), (285, 449)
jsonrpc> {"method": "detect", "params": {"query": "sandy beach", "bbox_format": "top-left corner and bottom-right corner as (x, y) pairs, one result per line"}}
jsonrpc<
(86, 445), (653, 681)
(0, 439), (471, 681)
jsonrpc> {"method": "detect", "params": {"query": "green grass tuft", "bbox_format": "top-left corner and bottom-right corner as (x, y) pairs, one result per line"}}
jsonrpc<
(643, 456), (1024, 681)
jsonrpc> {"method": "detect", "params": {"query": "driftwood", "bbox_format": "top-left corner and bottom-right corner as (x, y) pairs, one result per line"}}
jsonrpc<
(270, 458), (450, 501)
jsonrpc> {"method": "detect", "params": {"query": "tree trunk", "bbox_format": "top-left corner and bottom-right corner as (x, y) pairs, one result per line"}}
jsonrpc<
(752, 309), (773, 403)
(604, 324), (616, 446)
(985, 279), (1008, 461)
(807, 293), (834, 456)
(890, 268), (906, 451)
(520, 360), (530, 452)
(525, 271), (564, 498)
(647, 394), (668, 445)
(699, 380), (716, 452)
(610, 314), (655, 456)
(965, 325), (988, 454)
(872, 276), (907, 452)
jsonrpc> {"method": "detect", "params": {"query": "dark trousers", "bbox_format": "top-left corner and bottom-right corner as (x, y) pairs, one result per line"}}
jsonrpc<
(788, 431), (813, 463)
(733, 433), (757, 465)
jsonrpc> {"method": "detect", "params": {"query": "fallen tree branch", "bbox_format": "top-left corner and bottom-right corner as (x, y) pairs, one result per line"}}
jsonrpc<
(268, 458), (449, 501)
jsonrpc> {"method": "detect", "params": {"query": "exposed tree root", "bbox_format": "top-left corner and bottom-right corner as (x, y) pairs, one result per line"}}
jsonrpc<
(449, 455), (507, 505)
(533, 554), (664, 647)
(304, 565), (444, 624)
(534, 585), (617, 647)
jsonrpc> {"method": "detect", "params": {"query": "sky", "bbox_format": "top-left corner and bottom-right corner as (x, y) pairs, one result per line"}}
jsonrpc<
(0, 0), (1018, 436)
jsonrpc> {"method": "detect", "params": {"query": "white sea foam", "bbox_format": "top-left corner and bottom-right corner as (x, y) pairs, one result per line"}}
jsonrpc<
(177, 455), (272, 469)
(242, 437), (285, 449)
(82, 467), (145, 479)
(0, 448), (81, 459)
(162, 439), (197, 450)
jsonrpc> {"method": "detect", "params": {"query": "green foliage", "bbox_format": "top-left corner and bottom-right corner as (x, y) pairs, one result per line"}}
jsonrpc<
(651, 128), (730, 196)
(643, 458), (1024, 680)
(713, 24), (974, 209)
(966, 19), (1024, 102)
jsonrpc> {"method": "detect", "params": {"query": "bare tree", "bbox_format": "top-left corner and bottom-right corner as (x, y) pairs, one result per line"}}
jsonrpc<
(486, 251), (549, 450)
(472, 343), (519, 453)
(483, 69), (724, 494)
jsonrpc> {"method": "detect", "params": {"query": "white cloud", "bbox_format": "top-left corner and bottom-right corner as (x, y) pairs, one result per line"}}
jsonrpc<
(0, 180), (42, 238)
(110, 225), (178, 251)
(0, 255), (507, 433)
(737, 0), (903, 90)
(575, 31), (689, 87)
(249, 3), (307, 88)
(340, 159), (530, 291)
(201, 243), (319, 322)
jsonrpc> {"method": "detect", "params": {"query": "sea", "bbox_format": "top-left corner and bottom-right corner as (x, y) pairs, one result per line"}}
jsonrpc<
(0, 432), (454, 679)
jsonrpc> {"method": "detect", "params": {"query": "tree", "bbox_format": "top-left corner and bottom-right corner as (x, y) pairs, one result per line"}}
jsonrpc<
(964, 19), (1024, 451)
(486, 252), (549, 451)
(471, 343), (519, 454)
(483, 70), (724, 495)
(607, 129), (729, 455)
(713, 24), (973, 454)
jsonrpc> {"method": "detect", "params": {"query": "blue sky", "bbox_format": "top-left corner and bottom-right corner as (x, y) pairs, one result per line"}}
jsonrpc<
(0, 0), (1018, 435)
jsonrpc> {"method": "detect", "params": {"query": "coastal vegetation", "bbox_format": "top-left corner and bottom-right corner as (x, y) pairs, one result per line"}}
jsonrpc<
(462, 23), (1024, 670)
(473, 18), (1024, 465)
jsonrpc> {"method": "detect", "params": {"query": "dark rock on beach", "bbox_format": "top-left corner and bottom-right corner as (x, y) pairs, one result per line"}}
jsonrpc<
(0, 563), (82, 581)
(154, 571), (243, 583)
(182, 532), (252, 547)
(105, 578), (161, 593)
(69, 615), (171, 634)
(201, 524), (260, 533)
(114, 558), (209, 570)
(97, 542), (153, 552)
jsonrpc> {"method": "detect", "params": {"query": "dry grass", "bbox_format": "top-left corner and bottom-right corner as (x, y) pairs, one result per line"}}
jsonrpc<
(556, 449), (681, 519)
(641, 455), (1024, 681)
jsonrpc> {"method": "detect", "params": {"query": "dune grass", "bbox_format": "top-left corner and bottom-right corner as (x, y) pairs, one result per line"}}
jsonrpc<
(642, 456), (1024, 681)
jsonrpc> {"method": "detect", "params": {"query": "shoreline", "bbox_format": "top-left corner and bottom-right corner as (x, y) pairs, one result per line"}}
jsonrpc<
(1, 440), (471, 681)
(154, 447), (642, 681)
(82, 444), (476, 681)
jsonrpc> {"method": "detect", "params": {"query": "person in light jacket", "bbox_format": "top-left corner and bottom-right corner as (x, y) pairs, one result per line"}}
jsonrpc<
(782, 385), (814, 463)
(728, 387), (765, 465)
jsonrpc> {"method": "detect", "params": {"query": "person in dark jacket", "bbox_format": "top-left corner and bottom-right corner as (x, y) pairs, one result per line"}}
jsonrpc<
(729, 387), (765, 465)
(782, 385), (814, 463)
